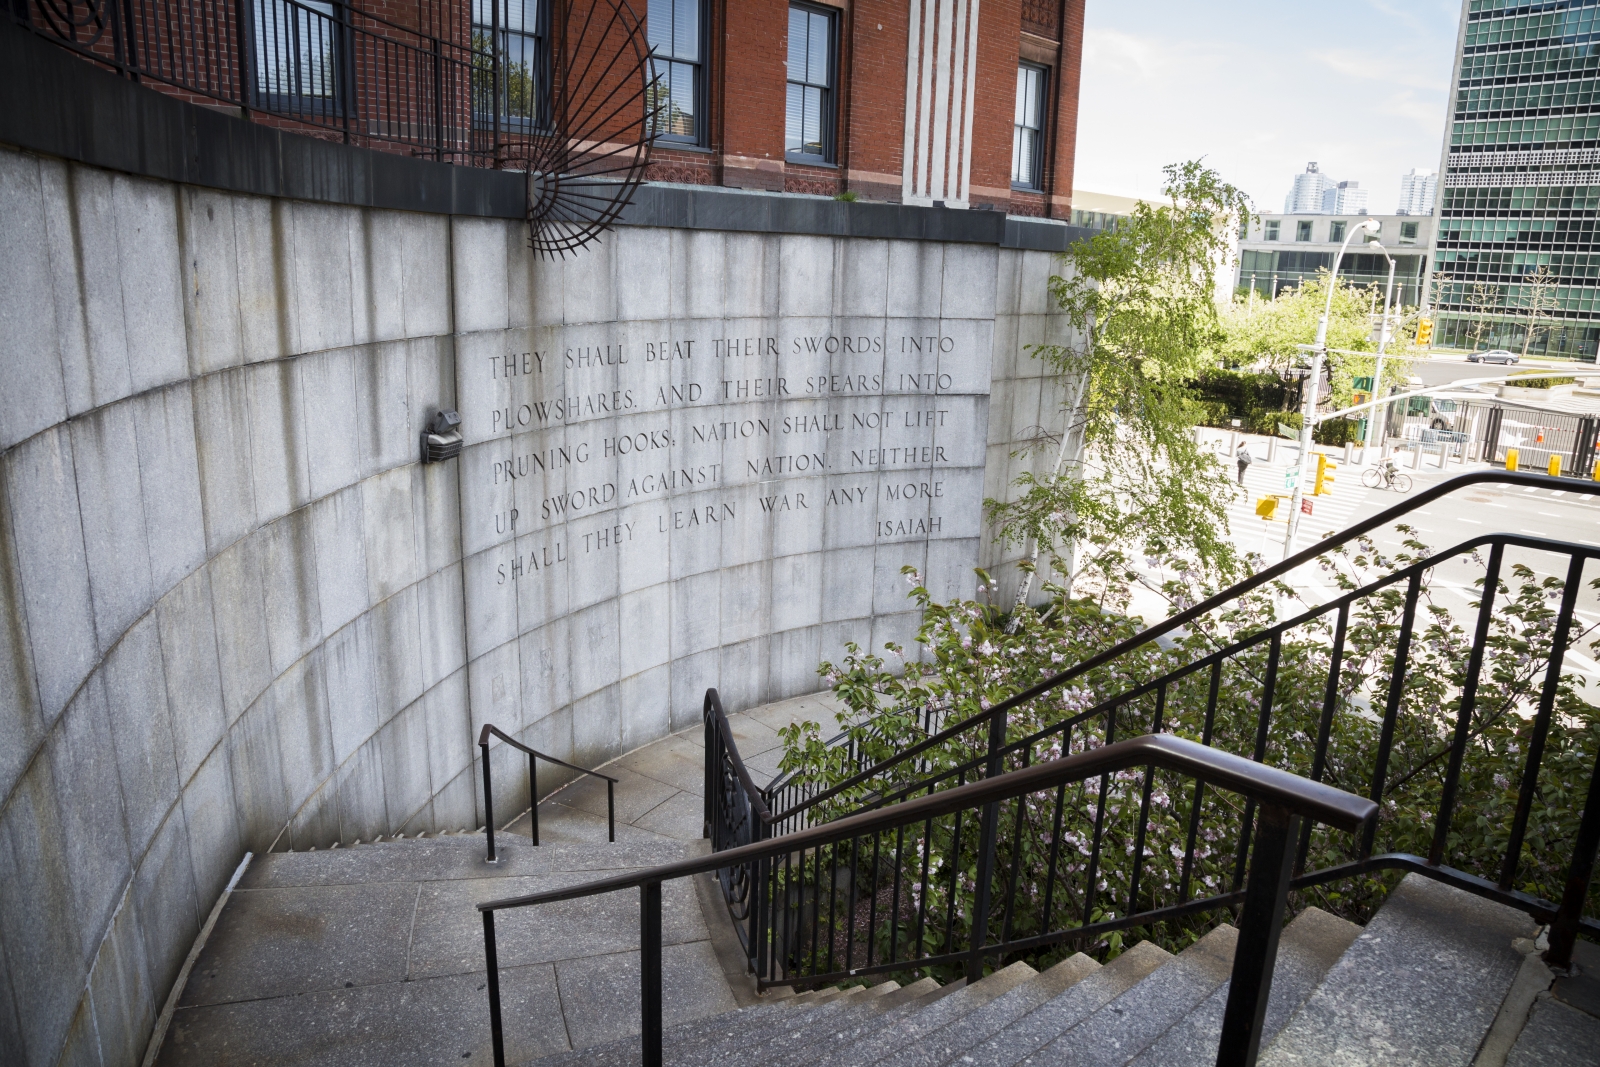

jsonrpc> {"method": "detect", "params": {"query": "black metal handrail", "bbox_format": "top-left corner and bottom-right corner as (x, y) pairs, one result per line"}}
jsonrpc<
(715, 471), (1600, 972)
(477, 723), (615, 860)
(479, 733), (1377, 1067)
(769, 471), (1600, 825)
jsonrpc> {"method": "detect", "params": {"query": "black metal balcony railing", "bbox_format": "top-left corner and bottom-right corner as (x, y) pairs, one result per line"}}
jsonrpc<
(9, 0), (528, 165)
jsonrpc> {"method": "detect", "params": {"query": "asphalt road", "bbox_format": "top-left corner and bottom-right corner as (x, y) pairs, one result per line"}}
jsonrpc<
(1407, 352), (1587, 389)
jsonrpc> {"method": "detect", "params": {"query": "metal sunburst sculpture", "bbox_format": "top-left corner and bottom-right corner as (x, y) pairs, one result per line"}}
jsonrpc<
(514, 0), (662, 258)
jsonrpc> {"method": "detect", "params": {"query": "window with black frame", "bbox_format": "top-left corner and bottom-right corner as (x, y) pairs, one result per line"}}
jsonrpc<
(648, 0), (704, 143)
(252, 0), (346, 118)
(786, 4), (835, 163)
(1012, 64), (1047, 188)
(472, 0), (546, 131)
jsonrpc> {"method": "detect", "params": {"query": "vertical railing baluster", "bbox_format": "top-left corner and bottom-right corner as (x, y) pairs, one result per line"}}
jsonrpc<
(607, 778), (615, 843)
(1215, 805), (1301, 1067)
(234, 0), (254, 112)
(1082, 705), (1118, 922)
(1233, 634), (1281, 893)
(914, 809), (933, 968)
(1362, 571), (1423, 859)
(1180, 661), (1223, 903)
(529, 750), (539, 846)
(867, 831), (882, 969)
(1430, 543), (1503, 866)
(1001, 750), (1032, 952)
(1040, 778), (1067, 933)
(1501, 553), (1586, 889)
(968, 707), (1007, 980)
(641, 881), (662, 1067)
(889, 823), (905, 965)
(844, 836), (860, 973)
(1299, 604), (1348, 873)
(1545, 740), (1600, 969)
(482, 909), (506, 1067)
(481, 739), (496, 862)
(1127, 685), (1165, 915)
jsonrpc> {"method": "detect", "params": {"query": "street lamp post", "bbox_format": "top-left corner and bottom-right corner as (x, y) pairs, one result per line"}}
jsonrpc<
(1362, 242), (1398, 461)
(1284, 217), (1381, 557)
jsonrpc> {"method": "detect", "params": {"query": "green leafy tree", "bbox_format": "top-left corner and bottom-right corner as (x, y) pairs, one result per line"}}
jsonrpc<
(777, 537), (1599, 982)
(986, 161), (1251, 609)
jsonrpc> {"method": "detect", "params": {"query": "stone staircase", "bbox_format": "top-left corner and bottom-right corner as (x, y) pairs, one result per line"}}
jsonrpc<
(533, 874), (1596, 1067)
(149, 700), (1600, 1067)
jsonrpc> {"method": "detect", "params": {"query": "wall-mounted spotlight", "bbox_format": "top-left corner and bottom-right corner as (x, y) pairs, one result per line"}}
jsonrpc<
(422, 410), (462, 463)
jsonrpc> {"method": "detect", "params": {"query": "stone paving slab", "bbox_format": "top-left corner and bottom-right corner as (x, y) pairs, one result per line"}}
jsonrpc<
(1506, 996), (1600, 1067)
(158, 963), (568, 1067)
(155, 692), (839, 1065)
(180, 880), (420, 1006)
(242, 836), (692, 888)
(549, 940), (738, 1053)
(408, 871), (708, 978)
(1259, 874), (1536, 1067)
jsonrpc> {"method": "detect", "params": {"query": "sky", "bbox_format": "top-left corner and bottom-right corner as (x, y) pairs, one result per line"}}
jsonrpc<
(1072, 0), (1463, 215)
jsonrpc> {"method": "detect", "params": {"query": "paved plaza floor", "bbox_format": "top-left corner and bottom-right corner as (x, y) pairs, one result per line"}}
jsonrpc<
(152, 692), (843, 1066)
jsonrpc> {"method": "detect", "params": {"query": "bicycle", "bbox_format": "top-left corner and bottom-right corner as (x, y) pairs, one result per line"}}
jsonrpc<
(1362, 464), (1413, 493)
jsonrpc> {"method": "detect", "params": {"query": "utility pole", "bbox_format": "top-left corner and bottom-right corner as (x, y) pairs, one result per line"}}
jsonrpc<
(1362, 244), (1397, 460)
(1285, 218), (1380, 558)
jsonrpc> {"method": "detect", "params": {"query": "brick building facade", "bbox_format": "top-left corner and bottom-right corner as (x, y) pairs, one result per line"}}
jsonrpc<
(652, 0), (1084, 216)
(11, 0), (1083, 217)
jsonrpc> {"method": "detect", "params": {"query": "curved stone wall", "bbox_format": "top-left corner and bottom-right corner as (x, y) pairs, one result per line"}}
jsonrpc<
(0, 141), (1073, 1066)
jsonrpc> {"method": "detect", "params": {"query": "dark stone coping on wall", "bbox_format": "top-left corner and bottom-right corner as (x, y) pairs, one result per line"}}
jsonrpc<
(617, 183), (1093, 251)
(1, 20), (1092, 251)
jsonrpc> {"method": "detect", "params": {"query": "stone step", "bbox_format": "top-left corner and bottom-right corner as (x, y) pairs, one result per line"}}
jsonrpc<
(754, 978), (969, 1067)
(1017, 922), (1238, 1067)
(1505, 996), (1600, 1066)
(1259, 873), (1538, 1067)
(954, 941), (1172, 1066)
(801, 961), (1042, 1067)
(873, 953), (1102, 1067)
(1124, 907), (1361, 1067)
(530, 981), (914, 1067)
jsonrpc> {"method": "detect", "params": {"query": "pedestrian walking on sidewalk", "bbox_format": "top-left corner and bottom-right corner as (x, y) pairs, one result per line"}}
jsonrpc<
(1235, 442), (1253, 485)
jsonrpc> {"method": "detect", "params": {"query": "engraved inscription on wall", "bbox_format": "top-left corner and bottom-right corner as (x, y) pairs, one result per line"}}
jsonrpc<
(456, 322), (989, 592)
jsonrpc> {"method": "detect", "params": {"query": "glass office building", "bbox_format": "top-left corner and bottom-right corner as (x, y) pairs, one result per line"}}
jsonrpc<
(1432, 0), (1600, 359)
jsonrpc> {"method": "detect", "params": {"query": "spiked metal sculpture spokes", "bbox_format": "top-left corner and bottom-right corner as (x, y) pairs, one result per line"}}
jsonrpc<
(510, 0), (662, 258)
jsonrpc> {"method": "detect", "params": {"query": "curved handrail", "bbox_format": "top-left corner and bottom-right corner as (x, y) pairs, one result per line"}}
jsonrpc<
(477, 724), (617, 860)
(776, 470), (1600, 820)
(477, 734), (1377, 1067)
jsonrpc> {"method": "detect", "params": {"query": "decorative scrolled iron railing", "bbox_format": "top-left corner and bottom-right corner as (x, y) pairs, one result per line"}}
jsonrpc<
(7, 0), (657, 255)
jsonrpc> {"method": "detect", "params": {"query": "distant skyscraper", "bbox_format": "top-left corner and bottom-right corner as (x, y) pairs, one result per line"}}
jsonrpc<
(1433, 5), (1599, 356)
(1284, 162), (1335, 214)
(1397, 169), (1436, 216)
(1323, 181), (1368, 215)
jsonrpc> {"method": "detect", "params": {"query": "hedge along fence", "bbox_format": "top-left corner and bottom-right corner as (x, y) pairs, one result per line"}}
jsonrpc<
(1191, 371), (1366, 447)
(1189, 369), (1298, 436)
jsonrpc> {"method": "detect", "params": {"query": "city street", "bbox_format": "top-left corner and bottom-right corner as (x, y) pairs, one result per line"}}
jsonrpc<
(1120, 428), (1600, 693)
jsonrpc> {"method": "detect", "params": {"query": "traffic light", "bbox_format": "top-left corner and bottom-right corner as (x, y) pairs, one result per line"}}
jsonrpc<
(1314, 453), (1337, 495)
(1416, 318), (1434, 346)
(1255, 496), (1279, 520)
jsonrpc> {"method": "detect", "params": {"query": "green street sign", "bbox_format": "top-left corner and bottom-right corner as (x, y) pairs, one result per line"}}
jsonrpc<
(1284, 469), (1299, 489)
(1353, 376), (1375, 391)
